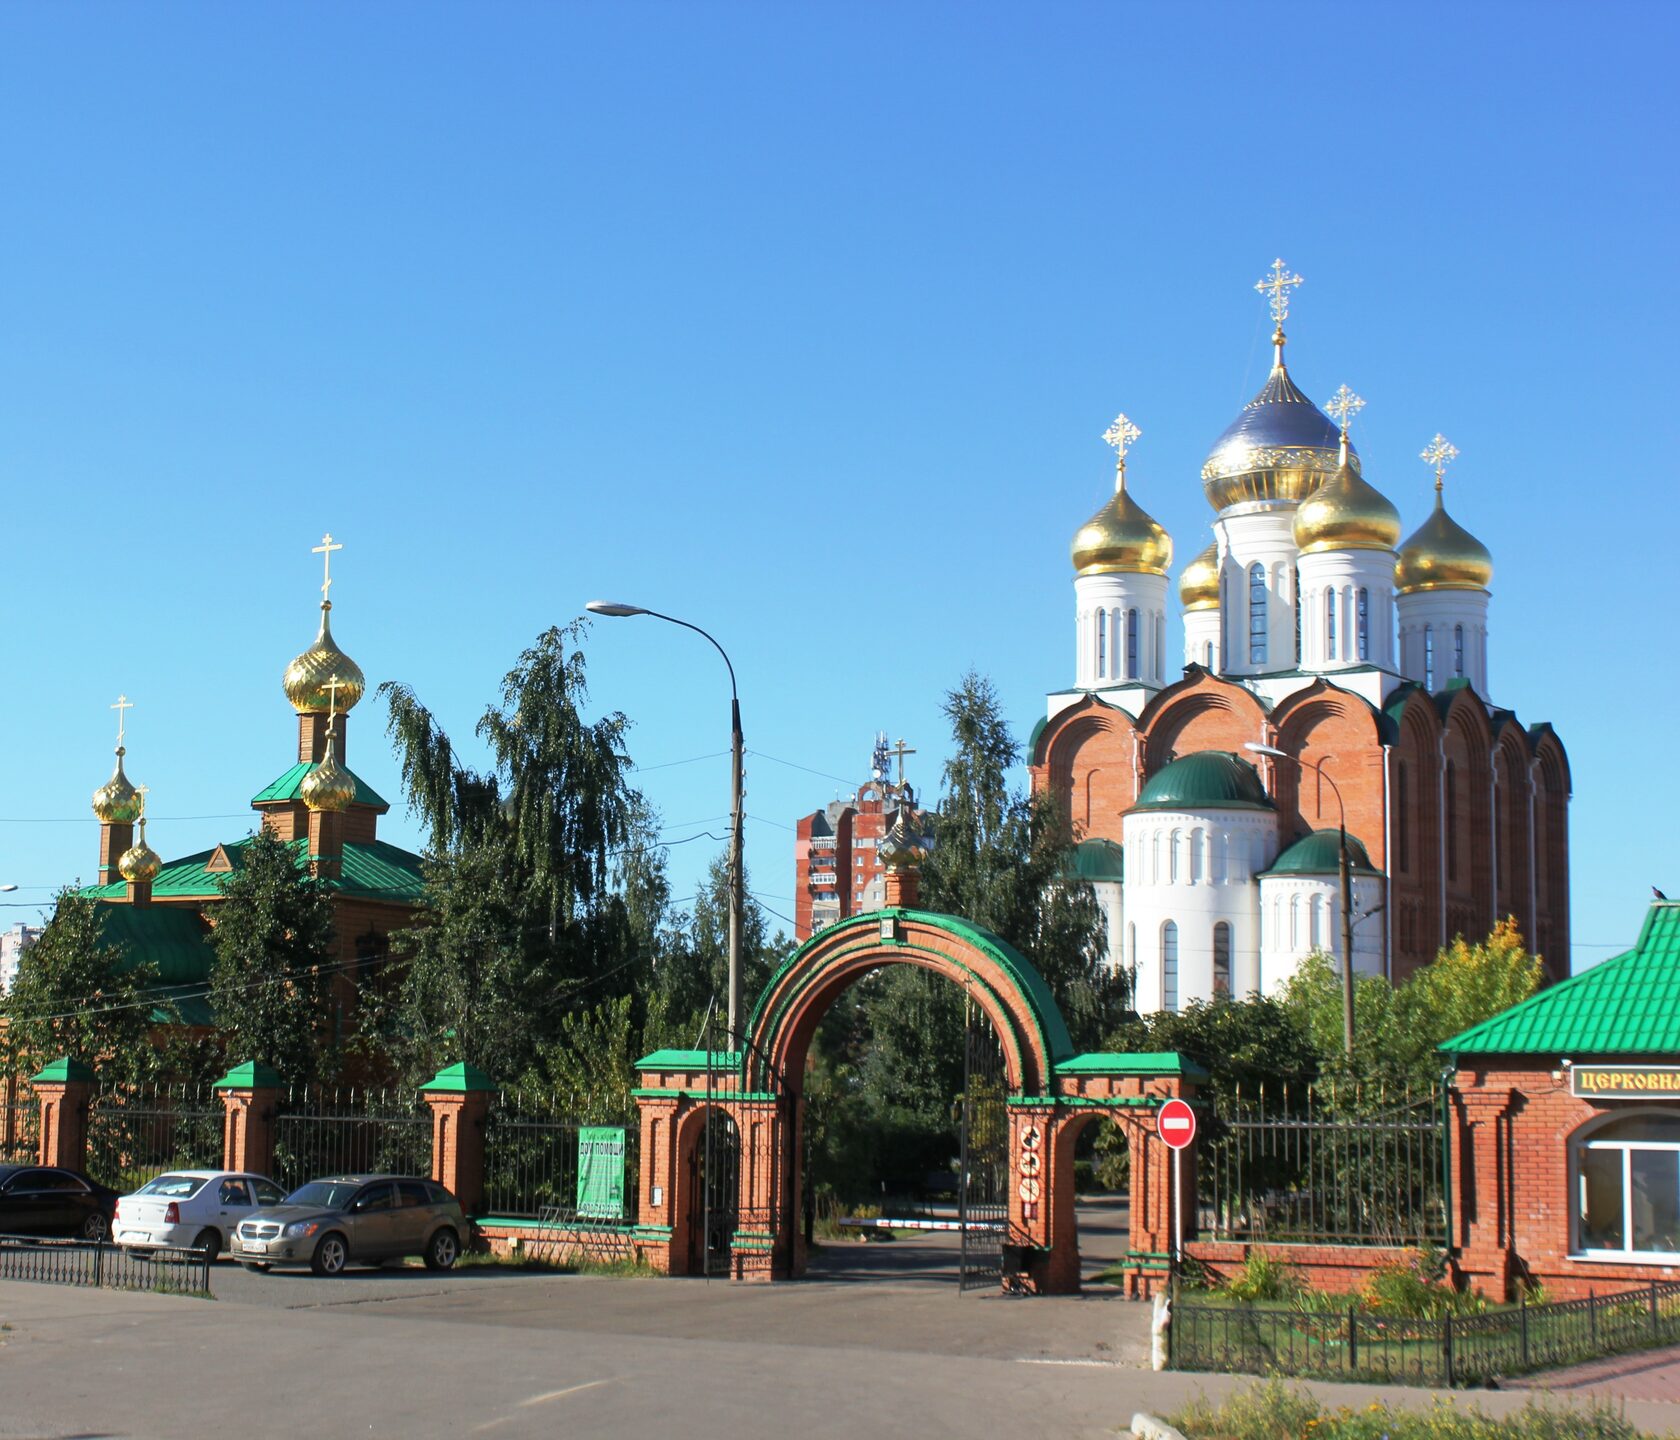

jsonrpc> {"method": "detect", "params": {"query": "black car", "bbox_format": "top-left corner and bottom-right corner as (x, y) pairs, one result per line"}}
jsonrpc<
(0, 1164), (120, 1241)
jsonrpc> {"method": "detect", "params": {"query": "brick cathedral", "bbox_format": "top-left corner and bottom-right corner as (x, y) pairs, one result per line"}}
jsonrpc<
(1030, 262), (1569, 1011)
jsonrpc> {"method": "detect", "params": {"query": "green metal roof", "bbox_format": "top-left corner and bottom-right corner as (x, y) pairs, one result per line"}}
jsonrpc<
(635, 1049), (741, 1072)
(81, 836), (426, 906)
(94, 903), (216, 984)
(421, 1061), (497, 1093)
(1442, 902), (1680, 1057)
(1132, 751), (1273, 813)
(1055, 1051), (1212, 1081)
(252, 762), (390, 813)
(1263, 829), (1383, 878)
(1067, 838), (1124, 883)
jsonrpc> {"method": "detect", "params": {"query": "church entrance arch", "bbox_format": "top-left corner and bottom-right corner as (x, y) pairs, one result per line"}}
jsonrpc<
(633, 904), (1206, 1295)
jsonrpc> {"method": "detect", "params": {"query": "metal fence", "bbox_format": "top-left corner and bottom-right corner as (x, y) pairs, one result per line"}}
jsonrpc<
(272, 1086), (431, 1193)
(1171, 1279), (1680, 1387)
(1, 1076), (37, 1163)
(86, 1082), (223, 1192)
(1198, 1082), (1448, 1247)
(481, 1089), (637, 1224)
(0, 1235), (211, 1296)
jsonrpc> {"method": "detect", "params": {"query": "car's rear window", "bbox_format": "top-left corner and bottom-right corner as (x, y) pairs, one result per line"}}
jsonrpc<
(285, 1181), (360, 1211)
(135, 1174), (208, 1199)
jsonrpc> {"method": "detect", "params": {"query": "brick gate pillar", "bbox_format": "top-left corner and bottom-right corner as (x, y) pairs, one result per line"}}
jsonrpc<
(31, 1057), (93, 1171)
(421, 1063), (495, 1218)
(1009, 1104), (1068, 1293)
(634, 1094), (681, 1274)
(1454, 1080), (1517, 1300)
(732, 1098), (782, 1282)
(214, 1062), (284, 1177)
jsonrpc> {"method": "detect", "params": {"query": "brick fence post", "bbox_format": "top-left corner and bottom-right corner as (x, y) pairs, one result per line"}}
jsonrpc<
(214, 1062), (284, 1178)
(31, 1057), (94, 1171)
(422, 1063), (495, 1218)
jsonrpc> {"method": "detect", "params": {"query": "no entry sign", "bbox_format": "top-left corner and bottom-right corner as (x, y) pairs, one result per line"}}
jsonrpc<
(1157, 1099), (1197, 1150)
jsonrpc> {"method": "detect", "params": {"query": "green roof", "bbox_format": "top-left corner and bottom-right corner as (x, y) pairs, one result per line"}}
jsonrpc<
(95, 903), (216, 985)
(421, 1061), (497, 1093)
(1068, 838), (1124, 883)
(1264, 829), (1383, 878)
(635, 1049), (741, 1072)
(1055, 1051), (1211, 1081)
(252, 762), (390, 813)
(1442, 902), (1680, 1057)
(81, 836), (426, 906)
(32, 1057), (94, 1084)
(1132, 752), (1273, 814)
(215, 1061), (284, 1090)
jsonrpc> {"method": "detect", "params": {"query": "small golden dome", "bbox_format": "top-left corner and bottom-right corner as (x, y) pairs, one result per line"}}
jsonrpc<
(880, 812), (924, 873)
(1178, 542), (1220, 612)
(92, 750), (143, 824)
(1396, 487), (1493, 593)
(283, 604), (366, 715)
(117, 818), (163, 884)
(300, 731), (357, 813)
(1072, 483), (1173, 577)
(1294, 460), (1402, 554)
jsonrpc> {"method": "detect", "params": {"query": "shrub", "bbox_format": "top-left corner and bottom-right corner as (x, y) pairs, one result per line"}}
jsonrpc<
(1223, 1250), (1300, 1303)
(1361, 1251), (1485, 1318)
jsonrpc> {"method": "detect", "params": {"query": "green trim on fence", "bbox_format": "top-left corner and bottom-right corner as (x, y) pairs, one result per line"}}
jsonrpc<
(630, 1088), (780, 1101)
(1006, 1094), (1165, 1109)
(632, 1225), (675, 1239)
(31, 1057), (93, 1084)
(475, 1216), (638, 1233)
(214, 1061), (283, 1091)
(421, 1062), (497, 1094)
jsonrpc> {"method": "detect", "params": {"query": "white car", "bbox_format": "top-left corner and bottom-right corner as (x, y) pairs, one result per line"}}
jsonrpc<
(114, 1170), (287, 1259)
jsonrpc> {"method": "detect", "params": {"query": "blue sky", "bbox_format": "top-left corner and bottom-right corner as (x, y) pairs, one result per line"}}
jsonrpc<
(2, 2), (1675, 969)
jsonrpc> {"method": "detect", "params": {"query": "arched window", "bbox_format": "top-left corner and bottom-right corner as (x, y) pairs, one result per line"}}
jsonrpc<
(1169, 829), (1182, 884)
(1156, 614), (1165, 677)
(1424, 624), (1435, 690)
(1161, 921), (1179, 1012)
(1357, 588), (1370, 661)
(1454, 623), (1466, 679)
(1575, 1114), (1680, 1258)
(1396, 761), (1411, 873)
(1127, 922), (1137, 974)
(1292, 565), (1302, 664)
(1189, 828), (1204, 885)
(1212, 922), (1232, 997)
(1310, 895), (1323, 950)
(1325, 588), (1337, 659)
(1096, 608), (1107, 678)
(1248, 563), (1268, 666)
(1211, 831), (1228, 885)
(1151, 830), (1163, 885)
(1204, 640), (1214, 668)
(1125, 609), (1140, 679)
(1289, 894), (1301, 950)
(1446, 760), (1459, 882)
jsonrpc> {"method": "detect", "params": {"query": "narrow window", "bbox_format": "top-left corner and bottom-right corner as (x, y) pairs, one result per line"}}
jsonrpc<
(1455, 623), (1466, 678)
(1325, 588), (1337, 659)
(1357, 588), (1370, 661)
(1204, 640), (1214, 668)
(1125, 609), (1139, 680)
(1169, 829), (1181, 884)
(1096, 608), (1107, 678)
(1397, 761), (1410, 873)
(1212, 922), (1231, 997)
(1161, 921), (1179, 1012)
(1310, 895), (1323, 950)
(1446, 760), (1459, 883)
(1289, 894), (1300, 950)
(1156, 614), (1165, 676)
(1424, 625), (1435, 690)
(1292, 565), (1302, 665)
(1248, 563), (1268, 666)
(1127, 922), (1136, 973)
(1189, 828), (1204, 885)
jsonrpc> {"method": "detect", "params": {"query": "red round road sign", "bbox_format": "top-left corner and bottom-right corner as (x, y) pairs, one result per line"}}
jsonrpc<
(1157, 1098), (1197, 1150)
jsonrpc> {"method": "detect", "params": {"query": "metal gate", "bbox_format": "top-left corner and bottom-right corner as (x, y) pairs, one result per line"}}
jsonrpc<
(690, 1009), (741, 1277)
(958, 995), (1007, 1291)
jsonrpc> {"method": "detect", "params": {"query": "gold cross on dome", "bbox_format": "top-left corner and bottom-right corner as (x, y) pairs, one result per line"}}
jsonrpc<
(1421, 433), (1459, 490)
(135, 783), (149, 817)
(888, 738), (916, 788)
(325, 673), (343, 724)
(1102, 414), (1141, 462)
(111, 693), (134, 747)
(311, 533), (344, 603)
(1325, 385), (1365, 438)
(1255, 258), (1304, 328)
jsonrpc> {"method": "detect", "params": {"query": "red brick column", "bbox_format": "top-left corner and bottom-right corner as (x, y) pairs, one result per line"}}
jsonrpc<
(214, 1062), (284, 1177)
(1011, 1105), (1071, 1293)
(421, 1063), (495, 1217)
(1455, 1080), (1517, 1300)
(732, 1098), (781, 1281)
(31, 1058), (94, 1170)
(635, 1095), (681, 1275)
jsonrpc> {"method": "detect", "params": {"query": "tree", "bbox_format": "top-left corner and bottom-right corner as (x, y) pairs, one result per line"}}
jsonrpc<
(1105, 994), (1319, 1099)
(2, 889), (159, 1082)
(653, 853), (785, 1032)
(208, 829), (336, 1083)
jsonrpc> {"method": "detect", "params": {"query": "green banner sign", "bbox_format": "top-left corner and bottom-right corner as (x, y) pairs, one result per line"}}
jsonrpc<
(577, 1126), (627, 1219)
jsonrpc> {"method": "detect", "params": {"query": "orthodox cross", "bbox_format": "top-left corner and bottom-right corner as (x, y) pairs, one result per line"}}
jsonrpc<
(111, 693), (134, 748)
(888, 738), (916, 789)
(1421, 434), (1459, 492)
(1102, 414), (1141, 486)
(312, 533), (343, 604)
(325, 674), (343, 738)
(1255, 258), (1304, 330)
(1324, 385), (1365, 440)
(135, 783), (149, 819)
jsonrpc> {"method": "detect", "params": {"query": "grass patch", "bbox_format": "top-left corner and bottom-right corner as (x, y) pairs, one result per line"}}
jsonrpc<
(458, 1247), (660, 1278)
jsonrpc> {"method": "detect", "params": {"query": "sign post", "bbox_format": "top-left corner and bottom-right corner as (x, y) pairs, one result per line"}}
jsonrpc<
(1157, 1099), (1197, 1275)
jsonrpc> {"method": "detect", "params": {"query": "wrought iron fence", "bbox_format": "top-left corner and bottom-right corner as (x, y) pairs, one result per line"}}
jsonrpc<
(1, 1075), (37, 1163)
(1198, 1081), (1447, 1246)
(481, 1090), (638, 1224)
(272, 1086), (431, 1193)
(0, 1234), (211, 1296)
(1171, 1279), (1680, 1387)
(86, 1082), (223, 1192)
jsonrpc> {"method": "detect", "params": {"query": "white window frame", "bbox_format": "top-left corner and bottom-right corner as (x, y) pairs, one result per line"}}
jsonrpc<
(1572, 1110), (1680, 1263)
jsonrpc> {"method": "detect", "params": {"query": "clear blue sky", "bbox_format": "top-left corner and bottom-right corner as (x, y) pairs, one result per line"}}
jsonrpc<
(2, 2), (1675, 970)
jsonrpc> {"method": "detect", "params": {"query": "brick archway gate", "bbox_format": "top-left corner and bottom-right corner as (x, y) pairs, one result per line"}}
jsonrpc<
(634, 902), (1205, 1294)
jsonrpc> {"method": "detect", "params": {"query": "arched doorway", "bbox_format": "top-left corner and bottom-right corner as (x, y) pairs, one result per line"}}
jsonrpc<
(634, 906), (1204, 1294)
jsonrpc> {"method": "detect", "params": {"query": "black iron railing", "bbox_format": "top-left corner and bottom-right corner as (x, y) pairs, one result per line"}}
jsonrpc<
(1, 1076), (37, 1163)
(481, 1091), (638, 1223)
(272, 1086), (431, 1193)
(86, 1083), (223, 1192)
(0, 1234), (211, 1296)
(1171, 1279), (1680, 1387)
(1199, 1082), (1448, 1247)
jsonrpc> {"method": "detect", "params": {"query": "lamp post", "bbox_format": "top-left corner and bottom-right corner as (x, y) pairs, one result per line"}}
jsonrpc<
(1245, 742), (1356, 1056)
(587, 601), (744, 1048)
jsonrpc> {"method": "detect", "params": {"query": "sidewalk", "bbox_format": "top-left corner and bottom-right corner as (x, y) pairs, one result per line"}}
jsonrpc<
(1508, 1342), (1680, 1405)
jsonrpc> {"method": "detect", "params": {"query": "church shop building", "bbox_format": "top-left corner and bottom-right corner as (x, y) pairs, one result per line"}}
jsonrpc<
(1442, 900), (1680, 1300)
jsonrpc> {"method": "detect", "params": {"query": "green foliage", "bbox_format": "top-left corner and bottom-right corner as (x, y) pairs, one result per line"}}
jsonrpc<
(1222, 1250), (1302, 1302)
(208, 829), (336, 1083)
(1107, 994), (1319, 1098)
(1360, 1251), (1486, 1318)
(529, 994), (640, 1125)
(2, 888), (158, 1082)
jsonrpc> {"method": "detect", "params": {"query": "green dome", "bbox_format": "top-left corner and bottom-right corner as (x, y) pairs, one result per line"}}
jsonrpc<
(1067, 838), (1124, 883)
(1265, 828), (1383, 877)
(1132, 752), (1273, 813)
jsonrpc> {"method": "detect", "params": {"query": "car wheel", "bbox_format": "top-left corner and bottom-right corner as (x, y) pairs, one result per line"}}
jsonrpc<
(423, 1227), (459, 1271)
(310, 1232), (349, 1277)
(194, 1228), (222, 1260)
(80, 1212), (110, 1242)
(240, 1261), (271, 1273)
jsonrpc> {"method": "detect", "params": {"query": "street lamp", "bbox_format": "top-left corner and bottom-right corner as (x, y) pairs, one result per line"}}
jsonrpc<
(587, 601), (745, 1048)
(0, 885), (16, 893)
(1245, 741), (1356, 1056)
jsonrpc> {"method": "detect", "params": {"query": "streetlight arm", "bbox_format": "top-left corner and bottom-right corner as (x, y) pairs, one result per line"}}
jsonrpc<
(633, 609), (739, 710)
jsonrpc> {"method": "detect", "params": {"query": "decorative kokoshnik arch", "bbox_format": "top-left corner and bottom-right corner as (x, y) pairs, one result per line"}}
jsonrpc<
(631, 906), (1206, 1294)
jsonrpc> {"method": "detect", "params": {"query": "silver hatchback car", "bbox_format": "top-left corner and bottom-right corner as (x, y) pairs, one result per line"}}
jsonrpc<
(229, 1175), (465, 1276)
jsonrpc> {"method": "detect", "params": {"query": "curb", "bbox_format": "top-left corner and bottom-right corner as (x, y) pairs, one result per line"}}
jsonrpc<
(1132, 1414), (1190, 1440)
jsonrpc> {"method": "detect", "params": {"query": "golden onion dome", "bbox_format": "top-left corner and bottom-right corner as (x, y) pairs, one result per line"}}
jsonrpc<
(1072, 481), (1173, 577)
(117, 818), (163, 884)
(283, 603), (366, 715)
(1396, 486), (1493, 593)
(880, 812), (924, 873)
(299, 731), (356, 813)
(1202, 355), (1357, 511)
(1178, 542), (1220, 612)
(92, 749), (143, 824)
(1294, 460), (1402, 555)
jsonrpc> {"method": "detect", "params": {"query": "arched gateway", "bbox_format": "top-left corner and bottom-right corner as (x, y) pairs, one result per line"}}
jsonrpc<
(633, 874), (1205, 1294)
